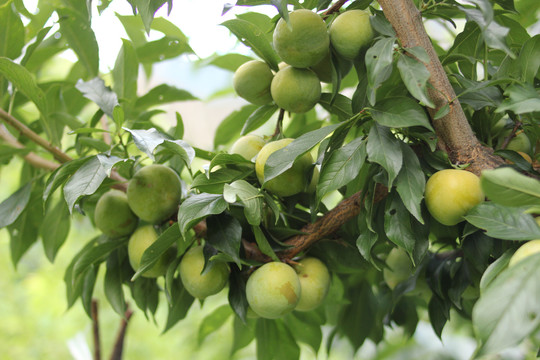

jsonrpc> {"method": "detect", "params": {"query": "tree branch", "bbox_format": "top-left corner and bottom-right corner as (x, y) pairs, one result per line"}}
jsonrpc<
(378, 0), (504, 175)
(109, 306), (134, 360)
(91, 299), (101, 360)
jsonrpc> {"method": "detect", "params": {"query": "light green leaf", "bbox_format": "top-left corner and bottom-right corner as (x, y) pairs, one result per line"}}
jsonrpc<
(0, 182), (32, 228)
(480, 167), (540, 207)
(223, 180), (263, 226)
(132, 225), (179, 281)
(135, 84), (197, 109)
(112, 39), (139, 101)
(256, 319), (300, 360)
(496, 83), (540, 114)
(198, 305), (233, 345)
(0, 3), (25, 59)
(40, 199), (70, 262)
(241, 104), (278, 135)
(252, 225), (279, 262)
(104, 250), (127, 315)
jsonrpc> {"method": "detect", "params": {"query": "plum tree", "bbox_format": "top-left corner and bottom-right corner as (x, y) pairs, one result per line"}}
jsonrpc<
(233, 60), (274, 105)
(293, 257), (331, 312)
(255, 138), (313, 197)
(94, 190), (138, 238)
(127, 164), (182, 224)
(246, 262), (301, 319)
(179, 245), (229, 299)
(273, 9), (329, 68)
(127, 225), (172, 278)
(424, 169), (484, 226)
(329, 9), (373, 60)
(230, 134), (266, 161)
(270, 66), (321, 113)
(508, 240), (540, 267)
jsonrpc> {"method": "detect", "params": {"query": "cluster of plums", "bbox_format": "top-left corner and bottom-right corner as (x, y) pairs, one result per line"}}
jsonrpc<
(233, 8), (373, 113)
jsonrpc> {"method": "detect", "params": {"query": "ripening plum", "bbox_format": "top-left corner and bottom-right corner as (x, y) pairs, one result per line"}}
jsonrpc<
(246, 262), (301, 319)
(230, 134), (266, 161)
(508, 239), (540, 267)
(329, 9), (373, 60)
(127, 164), (182, 224)
(294, 257), (331, 311)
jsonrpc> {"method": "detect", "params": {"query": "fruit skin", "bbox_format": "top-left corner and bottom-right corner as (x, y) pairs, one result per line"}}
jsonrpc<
(271, 66), (321, 113)
(506, 131), (532, 154)
(233, 60), (274, 105)
(255, 138), (313, 197)
(294, 257), (331, 311)
(128, 225), (172, 278)
(179, 245), (229, 299)
(383, 247), (413, 290)
(273, 9), (330, 68)
(94, 190), (138, 238)
(230, 134), (266, 161)
(246, 262), (301, 319)
(330, 10), (373, 60)
(127, 164), (182, 224)
(508, 239), (540, 267)
(424, 169), (484, 226)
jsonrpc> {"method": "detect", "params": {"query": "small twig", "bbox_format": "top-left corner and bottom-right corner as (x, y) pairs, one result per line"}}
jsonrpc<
(91, 299), (101, 360)
(272, 108), (285, 138)
(100, 115), (112, 146)
(322, 0), (348, 17)
(499, 121), (522, 150)
(0, 107), (72, 163)
(109, 306), (134, 360)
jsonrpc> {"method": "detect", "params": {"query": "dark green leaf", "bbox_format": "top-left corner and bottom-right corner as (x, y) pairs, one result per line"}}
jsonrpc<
(223, 180), (263, 226)
(124, 127), (195, 164)
(465, 203), (540, 240)
(318, 93), (353, 120)
(366, 123), (403, 188)
(43, 157), (91, 203)
(396, 143), (426, 223)
(72, 239), (126, 286)
(0, 182), (32, 228)
(163, 277), (195, 333)
(496, 83), (540, 114)
(264, 124), (340, 183)
(473, 253), (540, 356)
(252, 225), (279, 262)
(40, 198), (70, 262)
(397, 54), (435, 108)
(177, 193), (228, 235)
(365, 37), (396, 105)
(384, 194), (417, 255)
(132, 225), (179, 280)
(191, 168), (247, 194)
(370, 96), (434, 131)
(206, 214), (243, 267)
(517, 35), (540, 83)
(228, 268), (250, 323)
(104, 250), (127, 315)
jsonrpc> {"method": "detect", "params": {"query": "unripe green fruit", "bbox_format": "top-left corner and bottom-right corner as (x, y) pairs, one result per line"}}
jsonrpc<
(128, 225), (171, 278)
(246, 262), (301, 319)
(271, 66), (321, 113)
(424, 169), (484, 226)
(508, 239), (540, 267)
(273, 9), (330, 68)
(230, 134), (266, 161)
(383, 247), (413, 290)
(94, 190), (138, 238)
(127, 164), (182, 224)
(330, 10), (373, 60)
(294, 257), (331, 311)
(506, 132), (532, 154)
(233, 60), (274, 105)
(255, 138), (313, 197)
(179, 245), (230, 299)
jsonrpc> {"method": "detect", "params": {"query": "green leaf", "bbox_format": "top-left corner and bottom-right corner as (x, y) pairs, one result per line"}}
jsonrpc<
(76, 77), (119, 116)
(191, 168), (247, 194)
(240, 104), (278, 135)
(256, 319), (300, 360)
(214, 105), (258, 148)
(220, 18), (280, 71)
(517, 35), (540, 83)
(198, 305), (233, 345)
(207, 53), (254, 72)
(231, 316), (256, 355)
(40, 198), (71, 262)
(113, 39), (139, 101)
(472, 253), (540, 356)
(365, 37), (396, 105)
(206, 214), (243, 268)
(104, 250), (127, 315)
(285, 312), (323, 353)
(135, 84), (197, 109)
(396, 143), (426, 223)
(479, 250), (513, 292)
(132, 225), (179, 280)
(63, 156), (107, 212)
(124, 127), (195, 164)
(480, 167), (540, 207)
(0, 3), (25, 59)
(318, 93), (353, 120)
(252, 225), (279, 262)
(71, 239), (126, 287)
(228, 268), (250, 323)
(135, 0), (169, 34)
(0, 182), (32, 228)
(0, 57), (49, 119)
(209, 153), (253, 172)
(223, 180), (263, 226)
(57, 8), (99, 76)
(366, 123), (403, 188)
(369, 96), (434, 131)
(496, 83), (540, 114)
(464, 203), (540, 240)
(384, 194), (417, 255)
(264, 124), (340, 183)
(43, 157), (91, 203)
(177, 193), (228, 236)
(136, 36), (193, 63)
(163, 277), (195, 333)
(397, 54), (435, 108)
(317, 138), (366, 202)
(338, 280), (376, 350)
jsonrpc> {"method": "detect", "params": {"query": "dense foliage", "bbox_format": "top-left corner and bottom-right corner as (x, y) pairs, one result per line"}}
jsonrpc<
(1, 0), (540, 358)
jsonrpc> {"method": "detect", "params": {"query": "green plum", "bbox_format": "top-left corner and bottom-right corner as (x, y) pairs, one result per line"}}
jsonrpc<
(233, 60), (274, 105)
(127, 164), (182, 224)
(271, 66), (321, 113)
(94, 190), (138, 238)
(329, 10), (373, 60)
(294, 257), (331, 311)
(128, 225), (172, 278)
(230, 134), (266, 161)
(508, 239), (540, 267)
